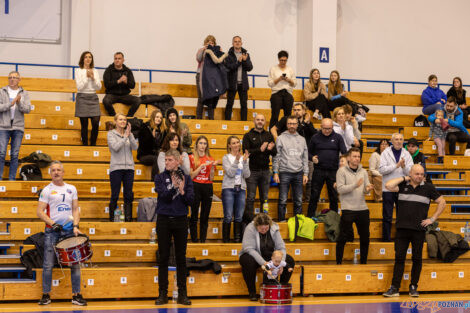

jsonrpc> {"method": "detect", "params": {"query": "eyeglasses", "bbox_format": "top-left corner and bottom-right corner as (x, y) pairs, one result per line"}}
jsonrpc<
(8, 77), (19, 80)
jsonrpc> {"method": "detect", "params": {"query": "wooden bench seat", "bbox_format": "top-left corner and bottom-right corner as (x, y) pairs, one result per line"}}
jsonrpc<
(1, 220), (467, 242)
(0, 265), (301, 300)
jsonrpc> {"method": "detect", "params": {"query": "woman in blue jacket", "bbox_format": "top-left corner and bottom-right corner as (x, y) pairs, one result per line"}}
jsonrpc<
(421, 74), (447, 115)
(428, 97), (470, 155)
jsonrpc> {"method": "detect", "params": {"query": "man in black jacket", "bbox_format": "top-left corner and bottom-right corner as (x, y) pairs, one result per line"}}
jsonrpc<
(224, 36), (253, 121)
(308, 118), (347, 216)
(242, 114), (276, 221)
(103, 52), (140, 117)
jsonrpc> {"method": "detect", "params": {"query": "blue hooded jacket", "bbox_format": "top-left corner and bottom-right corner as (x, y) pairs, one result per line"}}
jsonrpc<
(428, 106), (468, 134)
(421, 86), (447, 108)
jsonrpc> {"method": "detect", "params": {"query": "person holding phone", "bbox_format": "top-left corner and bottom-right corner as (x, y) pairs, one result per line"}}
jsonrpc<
(103, 52), (140, 117)
(267, 51), (297, 129)
(224, 36), (253, 121)
(107, 113), (138, 221)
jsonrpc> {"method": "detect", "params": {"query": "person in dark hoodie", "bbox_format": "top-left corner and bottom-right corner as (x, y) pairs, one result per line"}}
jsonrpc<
(406, 138), (426, 171)
(447, 77), (470, 128)
(137, 109), (165, 180)
(102, 52), (140, 117)
(429, 97), (470, 155)
(224, 36), (253, 121)
(421, 74), (446, 115)
(154, 149), (194, 306)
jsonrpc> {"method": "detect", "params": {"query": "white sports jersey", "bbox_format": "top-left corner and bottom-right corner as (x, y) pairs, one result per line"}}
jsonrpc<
(39, 182), (78, 228)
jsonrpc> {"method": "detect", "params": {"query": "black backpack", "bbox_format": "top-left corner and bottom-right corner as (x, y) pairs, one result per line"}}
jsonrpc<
(127, 117), (144, 138)
(414, 115), (430, 127)
(140, 94), (175, 116)
(20, 164), (42, 181)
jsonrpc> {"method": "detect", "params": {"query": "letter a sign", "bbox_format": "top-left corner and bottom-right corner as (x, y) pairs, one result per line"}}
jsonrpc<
(319, 47), (329, 63)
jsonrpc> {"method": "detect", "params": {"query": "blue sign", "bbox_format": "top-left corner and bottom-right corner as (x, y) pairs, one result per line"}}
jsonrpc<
(4, 0), (9, 14)
(319, 47), (329, 63)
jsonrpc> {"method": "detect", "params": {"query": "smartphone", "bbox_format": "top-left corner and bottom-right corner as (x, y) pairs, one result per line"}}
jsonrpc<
(282, 73), (287, 77)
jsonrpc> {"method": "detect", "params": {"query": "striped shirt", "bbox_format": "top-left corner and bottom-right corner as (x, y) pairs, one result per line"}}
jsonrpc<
(396, 181), (441, 231)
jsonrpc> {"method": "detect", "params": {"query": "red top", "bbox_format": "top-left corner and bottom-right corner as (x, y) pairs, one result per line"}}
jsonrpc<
(189, 154), (215, 184)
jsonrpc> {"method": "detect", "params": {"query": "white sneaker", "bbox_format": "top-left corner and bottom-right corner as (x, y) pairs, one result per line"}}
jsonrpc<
(465, 149), (470, 156)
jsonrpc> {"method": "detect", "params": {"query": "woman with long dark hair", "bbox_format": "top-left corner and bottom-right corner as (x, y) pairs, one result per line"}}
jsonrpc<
(304, 68), (329, 119)
(157, 132), (190, 175)
(164, 108), (192, 154)
(75, 51), (101, 146)
(188, 136), (219, 243)
(447, 77), (470, 128)
(137, 109), (165, 180)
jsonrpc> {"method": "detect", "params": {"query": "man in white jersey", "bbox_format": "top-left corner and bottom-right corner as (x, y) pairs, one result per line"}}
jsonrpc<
(0, 71), (31, 180)
(36, 161), (86, 306)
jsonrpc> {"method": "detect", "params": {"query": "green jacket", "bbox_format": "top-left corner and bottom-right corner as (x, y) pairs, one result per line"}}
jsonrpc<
(288, 214), (318, 241)
(315, 210), (341, 242)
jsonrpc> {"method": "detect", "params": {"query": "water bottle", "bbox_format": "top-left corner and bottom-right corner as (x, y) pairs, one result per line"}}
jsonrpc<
(114, 206), (121, 222)
(465, 222), (470, 241)
(119, 204), (125, 222)
(353, 249), (358, 264)
(172, 273), (178, 302)
(149, 228), (156, 244)
(263, 200), (269, 214)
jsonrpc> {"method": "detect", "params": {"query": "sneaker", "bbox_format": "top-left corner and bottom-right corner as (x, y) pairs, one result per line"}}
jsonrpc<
(383, 286), (399, 297)
(38, 293), (51, 305)
(72, 293), (87, 306)
(409, 285), (419, 297)
(155, 294), (168, 305)
(249, 293), (258, 301)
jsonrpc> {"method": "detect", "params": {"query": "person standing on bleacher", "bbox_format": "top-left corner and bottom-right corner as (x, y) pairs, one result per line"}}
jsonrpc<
(242, 114), (277, 223)
(102, 52), (140, 117)
(0, 71), (31, 180)
(224, 35), (253, 121)
(379, 133), (413, 242)
(75, 51), (101, 146)
(37, 161), (86, 306)
(154, 149), (194, 305)
(383, 164), (446, 298)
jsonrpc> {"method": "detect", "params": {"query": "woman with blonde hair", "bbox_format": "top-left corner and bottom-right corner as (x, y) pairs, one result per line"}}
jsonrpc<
(332, 106), (359, 151)
(137, 109), (165, 180)
(107, 113), (138, 221)
(188, 135), (220, 243)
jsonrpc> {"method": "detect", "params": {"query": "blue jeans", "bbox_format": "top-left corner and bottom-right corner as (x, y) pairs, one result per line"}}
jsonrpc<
(422, 103), (443, 115)
(278, 171), (303, 221)
(0, 129), (23, 180)
(222, 187), (246, 223)
(43, 228), (81, 294)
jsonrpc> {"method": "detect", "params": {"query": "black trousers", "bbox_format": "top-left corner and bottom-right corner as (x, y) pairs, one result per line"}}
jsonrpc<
(226, 84), (248, 121)
(138, 154), (159, 181)
(239, 253), (295, 295)
(306, 94), (331, 118)
(446, 131), (470, 155)
(269, 89), (293, 129)
(79, 116), (100, 146)
(307, 168), (338, 217)
(157, 215), (188, 293)
(382, 192), (398, 242)
(189, 182), (213, 242)
(336, 210), (370, 264)
(244, 169), (271, 223)
(109, 169), (134, 213)
(461, 108), (470, 128)
(391, 228), (425, 289)
(103, 94), (141, 117)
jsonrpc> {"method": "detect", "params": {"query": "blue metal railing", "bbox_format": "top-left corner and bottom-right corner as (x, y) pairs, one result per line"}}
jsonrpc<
(2, 61), (468, 109)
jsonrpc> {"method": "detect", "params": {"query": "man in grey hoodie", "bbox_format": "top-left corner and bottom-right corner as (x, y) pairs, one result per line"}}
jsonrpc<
(0, 71), (31, 180)
(273, 116), (309, 221)
(336, 147), (373, 264)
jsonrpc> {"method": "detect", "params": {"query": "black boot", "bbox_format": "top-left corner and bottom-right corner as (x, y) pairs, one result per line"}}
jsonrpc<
(109, 202), (117, 222)
(233, 222), (242, 243)
(155, 290), (168, 305)
(200, 222), (208, 243)
(222, 222), (231, 243)
(124, 202), (132, 222)
(189, 221), (198, 243)
(177, 289), (191, 305)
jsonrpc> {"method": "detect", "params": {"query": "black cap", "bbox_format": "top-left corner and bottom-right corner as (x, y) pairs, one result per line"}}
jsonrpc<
(166, 107), (178, 119)
(407, 138), (419, 147)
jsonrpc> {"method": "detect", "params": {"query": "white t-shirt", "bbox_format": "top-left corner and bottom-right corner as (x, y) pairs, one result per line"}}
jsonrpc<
(39, 182), (78, 228)
(7, 87), (19, 120)
(266, 260), (287, 279)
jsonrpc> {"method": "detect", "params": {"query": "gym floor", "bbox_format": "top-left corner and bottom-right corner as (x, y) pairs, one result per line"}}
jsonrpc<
(1, 294), (470, 313)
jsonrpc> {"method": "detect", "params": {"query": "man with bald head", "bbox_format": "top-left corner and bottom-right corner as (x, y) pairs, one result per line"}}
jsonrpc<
(383, 164), (445, 298)
(307, 118), (347, 217)
(242, 114), (277, 222)
(379, 133), (413, 242)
